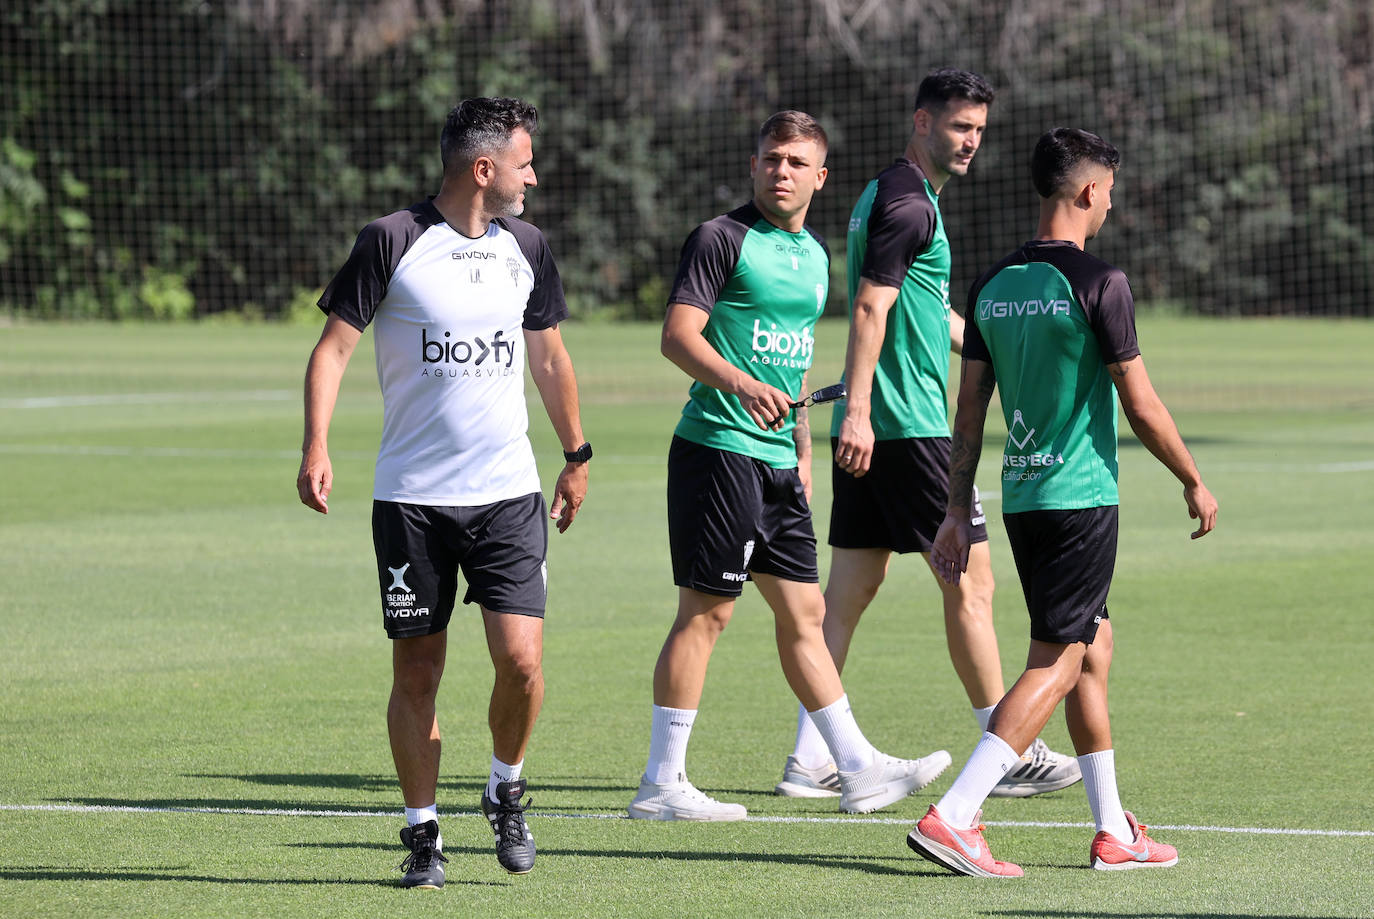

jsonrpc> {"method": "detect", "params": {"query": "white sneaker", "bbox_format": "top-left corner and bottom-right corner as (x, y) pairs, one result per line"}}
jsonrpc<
(628, 773), (747, 821)
(774, 756), (842, 798)
(838, 750), (952, 814)
(988, 737), (1082, 798)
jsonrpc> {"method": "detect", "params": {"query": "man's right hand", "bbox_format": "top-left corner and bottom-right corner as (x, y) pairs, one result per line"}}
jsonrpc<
(929, 513), (972, 585)
(1184, 481), (1218, 539)
(834, 412), (876, 476)
(297, 445), (333, 514)
(737, 379), (797, 432)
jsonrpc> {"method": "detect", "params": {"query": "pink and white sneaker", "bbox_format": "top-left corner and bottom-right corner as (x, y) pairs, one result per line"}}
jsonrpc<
(1090, 811), (1179, 870)
(906, 805), (1023, 878)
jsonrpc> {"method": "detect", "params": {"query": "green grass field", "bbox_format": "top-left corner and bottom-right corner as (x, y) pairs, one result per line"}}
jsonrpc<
(1, 318), (1371, 918)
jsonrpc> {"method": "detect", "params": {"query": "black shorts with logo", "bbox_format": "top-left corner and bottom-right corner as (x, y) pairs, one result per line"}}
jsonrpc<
(372, 493), (548, 639)
(829, 436), (989, 553)
(1002, 504), (1118, 645)
(667, 436), (819, 597)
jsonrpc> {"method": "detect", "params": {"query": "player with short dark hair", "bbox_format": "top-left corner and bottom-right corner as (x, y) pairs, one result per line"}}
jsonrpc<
(777, 68), (1081, 803)
(297, 96), (591, 888)
(627, 111), (949, 822)
(906, 126), (1218, 877)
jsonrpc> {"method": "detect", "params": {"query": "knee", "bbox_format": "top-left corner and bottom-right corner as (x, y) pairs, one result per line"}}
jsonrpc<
(824, 576), (882, 625)
(1028, 642), (1089, 697)
(492, 645), (543, 691)
(677, 603), (733, 639)
(393, 654), (443, 702)
(950, 549), (995, 615)
(781, 596), (827, 639)
(1081, 629), (1113, 676)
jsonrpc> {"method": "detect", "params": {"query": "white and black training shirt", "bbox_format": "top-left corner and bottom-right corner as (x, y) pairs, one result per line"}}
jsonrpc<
(319, 199), (569, 507)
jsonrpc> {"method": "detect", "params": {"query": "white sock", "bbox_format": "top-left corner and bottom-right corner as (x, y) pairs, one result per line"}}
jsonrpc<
(806, 694), (875, 773)
(791, 702), (832, 768)
(486, 755), (523, 801)
(405, 804), (438, 826)
(936, 732), (1019, 829)
(1079, 749), (1132, 842)
(404, 804), (441, 850)
(645, 704), (696, 784)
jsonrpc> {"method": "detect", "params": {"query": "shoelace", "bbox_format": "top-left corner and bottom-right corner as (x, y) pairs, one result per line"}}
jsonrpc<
(1024, 738), (1052, 766)
(492, 795), (533, 845)
(398, 842), (449, 873)
(676, 783), (721, 805)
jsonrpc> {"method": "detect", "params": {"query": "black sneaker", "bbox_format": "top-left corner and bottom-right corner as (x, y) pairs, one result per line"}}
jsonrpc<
(397, 819), (448, 889)
(481, 779), (536, 874)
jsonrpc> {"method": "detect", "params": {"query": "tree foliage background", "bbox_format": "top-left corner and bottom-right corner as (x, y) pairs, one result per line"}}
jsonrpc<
(2, 0), (1370, 319)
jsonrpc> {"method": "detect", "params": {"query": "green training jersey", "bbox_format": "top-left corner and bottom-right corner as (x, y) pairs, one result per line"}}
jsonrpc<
(964, 240), (1141, 512)
(668, 202), (830, 468)
(832, 158), (952, 440)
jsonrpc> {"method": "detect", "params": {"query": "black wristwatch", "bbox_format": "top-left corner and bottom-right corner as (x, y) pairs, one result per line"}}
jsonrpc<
(563, 441), (593, 463)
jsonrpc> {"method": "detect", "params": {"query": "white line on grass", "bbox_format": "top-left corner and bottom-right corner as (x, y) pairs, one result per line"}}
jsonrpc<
(0, 444), (303, 460)
(4, 803), (1369, 838)
(1207, 459), (1374, 474)
(0, 390), (294, 409)
(0, 443), (664, 464)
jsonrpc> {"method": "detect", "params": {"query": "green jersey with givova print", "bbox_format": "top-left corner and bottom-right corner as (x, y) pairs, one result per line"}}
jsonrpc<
(671, 203), (830, 468)
(834, 164), (953, 441)
(967, 251), (1136, 513)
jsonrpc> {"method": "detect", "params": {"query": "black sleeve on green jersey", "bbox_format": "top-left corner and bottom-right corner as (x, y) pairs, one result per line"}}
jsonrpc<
(1060, 257), (1140, 365)
(667, 205), (752, 315)
(961, 254), (1017, 364)
(499, 216), (571, 331)
(860, 166), (937, 288)
(1084, 270), (1140, 364)
(318, 201), (439, 331)
(963, 316), (991, 364)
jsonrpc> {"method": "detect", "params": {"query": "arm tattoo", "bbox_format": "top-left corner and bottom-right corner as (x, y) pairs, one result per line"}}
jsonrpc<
(948, 431), (982, 509)
(948, 362), (995, 509)
(792, 405), (811, 458)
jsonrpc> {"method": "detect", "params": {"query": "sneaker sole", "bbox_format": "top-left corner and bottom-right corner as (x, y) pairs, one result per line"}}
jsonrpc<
(987, 773), (1083, 798)
(627, 803), (747, 822)
(1091, 855), (1178, 871)
(839, 752), (952, 814)
(401, 876), (445, 890)
(906, 828), (1018, 879)
(774, 779), (841, 798)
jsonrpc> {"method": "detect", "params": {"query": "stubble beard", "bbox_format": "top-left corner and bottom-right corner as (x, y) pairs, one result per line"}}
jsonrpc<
(488, 184), (526, 219)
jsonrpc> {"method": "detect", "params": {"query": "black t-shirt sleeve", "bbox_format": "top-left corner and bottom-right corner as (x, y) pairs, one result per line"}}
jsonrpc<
(860, 171), (937, 288)
(504, 218), (571, 331)
(667, 215), (745, 314)
(961, 259), (1007, 364)
(962, 313), (992, 363)
(1085, 269), (1141, 364)
(317, 221), (395, 331)
(318, 205), (434, 331)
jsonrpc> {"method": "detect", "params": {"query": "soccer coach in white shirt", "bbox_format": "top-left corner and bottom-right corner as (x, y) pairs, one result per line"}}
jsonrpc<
(297, 97), (590, 888)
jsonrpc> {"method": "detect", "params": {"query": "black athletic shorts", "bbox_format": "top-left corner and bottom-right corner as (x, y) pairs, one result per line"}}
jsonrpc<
(829, 436), (989, 553)
(667, 436), (819, 597)
(372, 493), (548, 639)
(1002, 505), (1118, 645)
